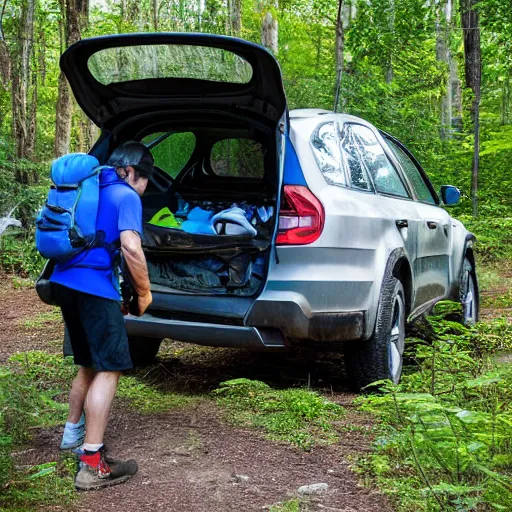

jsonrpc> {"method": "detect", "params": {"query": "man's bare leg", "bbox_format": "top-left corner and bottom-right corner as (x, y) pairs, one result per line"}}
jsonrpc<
(67, 366), (95, 423)
(83, 371), (121, 445)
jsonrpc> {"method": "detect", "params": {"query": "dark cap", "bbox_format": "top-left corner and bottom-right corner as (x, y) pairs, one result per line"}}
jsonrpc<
(107, 141), (155, 178)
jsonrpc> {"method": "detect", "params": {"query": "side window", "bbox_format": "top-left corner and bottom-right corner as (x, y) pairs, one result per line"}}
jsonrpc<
(143, 132), (196, 178)
(339, 124), (373, 191)
(351, 125), (409, 198)
(210, 139), (264, 179)
(311, 122), (346, 186)
(386, 138), (436, 204)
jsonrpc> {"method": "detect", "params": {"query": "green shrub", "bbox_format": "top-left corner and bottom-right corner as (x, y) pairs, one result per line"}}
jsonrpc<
(214, 378), (344, 450)
(357, 303), (512, 511)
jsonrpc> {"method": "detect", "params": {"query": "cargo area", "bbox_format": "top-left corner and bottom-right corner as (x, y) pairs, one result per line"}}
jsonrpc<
(137, 119), (279, 298)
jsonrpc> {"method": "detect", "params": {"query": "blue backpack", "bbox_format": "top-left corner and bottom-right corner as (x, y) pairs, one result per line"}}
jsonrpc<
(35, 153), (107, 262)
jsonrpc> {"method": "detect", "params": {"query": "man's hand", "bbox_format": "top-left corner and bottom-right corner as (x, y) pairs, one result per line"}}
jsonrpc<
(120, 230), (152, 317)
(137, 291), (152, 317)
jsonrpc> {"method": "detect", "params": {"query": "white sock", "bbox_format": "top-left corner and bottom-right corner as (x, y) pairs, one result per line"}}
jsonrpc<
(83, 443), (103, 453)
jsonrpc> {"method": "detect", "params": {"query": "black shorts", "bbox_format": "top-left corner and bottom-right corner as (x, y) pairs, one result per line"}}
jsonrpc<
(53, 284), (133, 372)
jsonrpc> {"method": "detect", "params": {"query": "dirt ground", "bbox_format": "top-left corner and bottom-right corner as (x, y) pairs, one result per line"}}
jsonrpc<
(0, 276), (393, 512)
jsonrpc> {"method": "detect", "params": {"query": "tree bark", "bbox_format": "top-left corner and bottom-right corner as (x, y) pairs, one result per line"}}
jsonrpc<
(436, 0), (453, 138)
(55, 0), (83, 157)
(385, 0), (394, 83)
(26, 57), (37, 159)
(261, 1), (278, 54)
(232, 0), (241, 35)
(152, 0), (158, 30)
(333, 0), (344, 112)
(0, 0), (11, 88)
(11, 0), (35, 161)
(460, 0), (481, 217)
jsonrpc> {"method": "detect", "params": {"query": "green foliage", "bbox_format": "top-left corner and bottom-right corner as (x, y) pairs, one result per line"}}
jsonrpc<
(0, 367), (75, 509)
(357, 304), (512, 511)
(117, 375), (194, 412)
(214, 378), (344, 449)
(268, 498), (305, 512)
(21, 309), (62, 329)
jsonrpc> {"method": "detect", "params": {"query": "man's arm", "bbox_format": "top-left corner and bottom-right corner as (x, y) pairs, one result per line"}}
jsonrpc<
(120, 230), (152, 316)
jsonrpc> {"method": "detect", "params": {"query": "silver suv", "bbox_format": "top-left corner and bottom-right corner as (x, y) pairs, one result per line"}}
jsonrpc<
(60, 33), (478, 389)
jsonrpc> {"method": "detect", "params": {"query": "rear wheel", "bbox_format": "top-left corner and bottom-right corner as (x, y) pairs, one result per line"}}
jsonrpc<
(460, 256), (479, 325)
(128, 336), (163, 367)
(344, 277), (406, 391)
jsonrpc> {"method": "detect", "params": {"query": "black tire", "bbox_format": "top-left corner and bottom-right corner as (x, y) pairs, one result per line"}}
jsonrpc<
(344, 276), (406, 392)
(128, 336), (163, 367)
(460, 256), (479, 325)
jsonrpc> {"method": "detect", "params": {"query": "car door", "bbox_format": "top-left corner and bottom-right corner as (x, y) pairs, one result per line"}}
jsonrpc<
(384, 136), (452, 306)
(340, 123), (422, 288)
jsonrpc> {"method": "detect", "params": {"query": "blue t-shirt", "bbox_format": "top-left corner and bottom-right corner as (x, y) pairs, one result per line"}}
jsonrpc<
(50, 168), (143, 301)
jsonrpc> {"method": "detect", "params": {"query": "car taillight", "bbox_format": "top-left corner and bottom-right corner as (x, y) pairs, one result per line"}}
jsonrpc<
(276, 185), (325, 245)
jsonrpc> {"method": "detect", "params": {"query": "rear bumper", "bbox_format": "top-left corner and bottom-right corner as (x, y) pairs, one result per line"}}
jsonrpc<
(246, 297), (365, 342)
(125, 313), (286, 350)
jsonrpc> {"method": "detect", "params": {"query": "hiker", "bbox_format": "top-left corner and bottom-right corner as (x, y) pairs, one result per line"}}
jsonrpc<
(50, 141), (153, 490)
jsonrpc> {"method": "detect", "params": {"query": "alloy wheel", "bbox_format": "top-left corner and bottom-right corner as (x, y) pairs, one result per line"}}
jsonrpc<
(388, 293), (406, 384)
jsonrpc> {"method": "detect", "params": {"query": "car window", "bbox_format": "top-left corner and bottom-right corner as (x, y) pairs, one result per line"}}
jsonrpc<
(210, 139), (264, 179)
(88, 44), (253, 85)
(142, 132), (196, 179)
(386, 138), (436, 204)
(339, 124), (373, 191)
(311, 122), (346, 186)
(350, 124), (409, 198)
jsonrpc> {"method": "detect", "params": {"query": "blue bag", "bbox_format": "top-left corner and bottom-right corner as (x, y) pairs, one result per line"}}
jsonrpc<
(35, 153), (105, 262)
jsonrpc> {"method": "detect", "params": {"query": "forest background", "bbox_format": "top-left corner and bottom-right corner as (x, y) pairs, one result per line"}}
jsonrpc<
(1, 0), (512, 272)
(1, 1), (512, 511)
(0, 0), (511, 266)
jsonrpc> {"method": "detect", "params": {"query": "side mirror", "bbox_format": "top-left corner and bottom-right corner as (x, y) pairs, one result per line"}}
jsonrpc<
(440, 185), (460, 205)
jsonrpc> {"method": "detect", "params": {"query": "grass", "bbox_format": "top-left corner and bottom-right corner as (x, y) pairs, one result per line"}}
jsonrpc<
(214, 378), (344, 450)
(268, 498), (307, 511)
(20, 309), (62, 329)
(7, 350), (198, 413)
(0, 367), (76, 510)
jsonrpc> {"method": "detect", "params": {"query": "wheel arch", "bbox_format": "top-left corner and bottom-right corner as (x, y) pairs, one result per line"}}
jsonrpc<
(392, 256), (414, 316)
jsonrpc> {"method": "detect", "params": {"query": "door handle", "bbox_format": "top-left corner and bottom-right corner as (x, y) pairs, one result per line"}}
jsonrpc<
(396, 219), (408, 229)
(427, 221), (438, 229)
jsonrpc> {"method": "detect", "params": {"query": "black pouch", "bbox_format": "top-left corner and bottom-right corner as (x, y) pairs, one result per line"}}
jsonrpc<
(35, 260), (57, 305)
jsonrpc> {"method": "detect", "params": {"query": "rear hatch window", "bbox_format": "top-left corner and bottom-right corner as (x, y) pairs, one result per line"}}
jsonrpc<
(88, 44), (253, 85)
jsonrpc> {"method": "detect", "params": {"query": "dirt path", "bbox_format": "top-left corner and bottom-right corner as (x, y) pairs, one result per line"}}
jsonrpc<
(1, 277), (393, 512)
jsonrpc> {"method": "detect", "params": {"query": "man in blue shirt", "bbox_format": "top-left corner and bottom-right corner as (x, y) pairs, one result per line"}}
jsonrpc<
(51, 142), (153, 490)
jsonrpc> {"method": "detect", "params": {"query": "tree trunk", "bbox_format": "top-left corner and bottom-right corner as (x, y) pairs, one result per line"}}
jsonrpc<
(232, 0), (241, 35)
(54, 0), (83, 157)
(261, 1), (278, 54)
(333, 0), (344, 112)
(0, 0), (11, 88)
(385, 0), (394, 83)
(12, 0), (35, 161)
(460, 0), (481, 217)
(152, 0), (158, 30)
(436, 0), (452, 138)
(26, 59), (37, 159)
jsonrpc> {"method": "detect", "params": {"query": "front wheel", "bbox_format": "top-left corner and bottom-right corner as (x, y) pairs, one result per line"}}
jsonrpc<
(344, 278), (406, 391)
